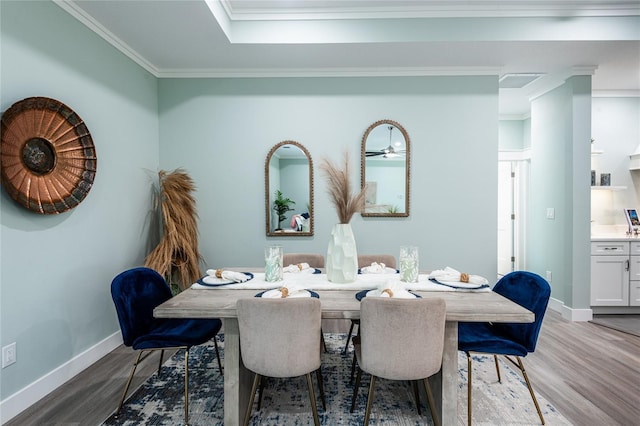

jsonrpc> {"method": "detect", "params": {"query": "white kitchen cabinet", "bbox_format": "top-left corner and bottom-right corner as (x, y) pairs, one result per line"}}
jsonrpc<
(591, 240), (640, 306)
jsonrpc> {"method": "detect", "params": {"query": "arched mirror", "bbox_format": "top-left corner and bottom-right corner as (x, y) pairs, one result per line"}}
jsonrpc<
(361, 119), (410, 217)
(265, 140), (314, 236)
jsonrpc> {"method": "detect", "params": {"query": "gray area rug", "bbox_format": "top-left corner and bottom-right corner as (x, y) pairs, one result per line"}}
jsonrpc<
(590, 315), (640, 337)
(103, 334), (571, 425)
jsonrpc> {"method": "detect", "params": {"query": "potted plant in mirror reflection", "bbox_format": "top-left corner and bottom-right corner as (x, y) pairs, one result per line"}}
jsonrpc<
(320, 151), (366, 283)
(273, 190), (295, 231)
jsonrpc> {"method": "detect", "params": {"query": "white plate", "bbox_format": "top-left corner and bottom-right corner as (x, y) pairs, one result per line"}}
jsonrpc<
(359, 267), (399, 274)
(199, 272), (254, 286)
(433, 279), (488, 289)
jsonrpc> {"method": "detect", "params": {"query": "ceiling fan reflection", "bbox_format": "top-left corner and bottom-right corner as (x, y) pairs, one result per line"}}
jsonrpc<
(365, 126), (406, 158)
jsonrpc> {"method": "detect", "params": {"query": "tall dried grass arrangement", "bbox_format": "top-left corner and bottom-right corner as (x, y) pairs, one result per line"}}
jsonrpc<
(319, 151), (366, 224)
(144, 169), (202, 291)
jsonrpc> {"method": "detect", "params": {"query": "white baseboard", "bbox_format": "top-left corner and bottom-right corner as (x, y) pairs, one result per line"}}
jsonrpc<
(548, 297), (593, 321)
(0, 331), (122, 424)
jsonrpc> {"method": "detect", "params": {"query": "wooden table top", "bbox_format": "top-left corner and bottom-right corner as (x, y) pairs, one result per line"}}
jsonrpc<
(154, 287), (534, 323)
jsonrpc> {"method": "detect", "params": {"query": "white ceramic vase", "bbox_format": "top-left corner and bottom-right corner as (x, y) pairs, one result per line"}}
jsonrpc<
(326, 223), (358, 283)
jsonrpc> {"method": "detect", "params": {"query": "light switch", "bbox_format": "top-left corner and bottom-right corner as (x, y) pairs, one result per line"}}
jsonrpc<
(546, 208), (555, 219)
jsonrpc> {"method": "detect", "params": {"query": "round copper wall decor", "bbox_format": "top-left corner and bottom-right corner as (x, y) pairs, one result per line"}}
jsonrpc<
(1, 97), (97, 214)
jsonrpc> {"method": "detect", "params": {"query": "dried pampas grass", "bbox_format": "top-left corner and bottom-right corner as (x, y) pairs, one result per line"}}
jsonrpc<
(319, 151), (365, 224)
(145, 169), (202, 291)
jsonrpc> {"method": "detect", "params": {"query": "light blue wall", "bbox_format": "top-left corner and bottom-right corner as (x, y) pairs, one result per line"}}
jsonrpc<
(1, 1), (159, 399)
(499, 120), (526, 151)
(158, 77), (499, 278)
(528, 77), (592, 307)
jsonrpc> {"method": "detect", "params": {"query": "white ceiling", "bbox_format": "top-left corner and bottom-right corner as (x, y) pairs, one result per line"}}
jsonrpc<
(56, 0), (640, 116)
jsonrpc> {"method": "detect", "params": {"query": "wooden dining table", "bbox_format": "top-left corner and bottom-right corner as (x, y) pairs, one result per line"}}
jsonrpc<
(153, 271), (534, 426)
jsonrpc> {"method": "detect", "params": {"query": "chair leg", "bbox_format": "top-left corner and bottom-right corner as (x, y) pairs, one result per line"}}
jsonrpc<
(350, 352), (358, 383)
(411, 380), (422, 414)
(116, 350), (144, 415)
(493, 354), (502, 383)
(184, 348), (189, 425)
(363, 375), (376, 426)
(257, 376), (266, 410)
(158, 349), (164, 374)
(243, 373), (260, 426)
(306, 373), (321, 426)
(343, 321), (355, 354)
(515, 356), (546, 425)
(423, 377), (440, 426)
(213, 337), (223, 375)
(350, 367), (363, 413)
(316, 368), (326, 410)
(467, 352), (473, 426)
(321, 329), (328, 353)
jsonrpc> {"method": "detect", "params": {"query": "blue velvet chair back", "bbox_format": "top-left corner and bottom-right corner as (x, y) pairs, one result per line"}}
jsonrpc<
(492, 271), (551, 352)
(111, 267), (172, 347)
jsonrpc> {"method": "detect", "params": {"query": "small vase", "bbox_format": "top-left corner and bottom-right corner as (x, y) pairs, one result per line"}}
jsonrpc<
(326, 223), (358, 283)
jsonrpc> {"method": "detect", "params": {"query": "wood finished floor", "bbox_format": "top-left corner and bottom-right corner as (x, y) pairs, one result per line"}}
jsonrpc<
(6, 311), (640, 426)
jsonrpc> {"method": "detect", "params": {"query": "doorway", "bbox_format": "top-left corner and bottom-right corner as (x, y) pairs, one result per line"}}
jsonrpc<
(498, 158), (529, 277)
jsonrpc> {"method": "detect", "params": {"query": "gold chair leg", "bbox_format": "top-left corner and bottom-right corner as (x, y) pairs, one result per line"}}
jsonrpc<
(493, 354), (502, 383)
(516, 356), (546, 425)
(116, 350), (144, 415)
(306, 373), (321, 426)
(423, 377), (440, 426)
(467, 352), (473, 426)
(363, 375), (376, 426)
(243, 373), (260, 426)
(184, 348), (189, 425)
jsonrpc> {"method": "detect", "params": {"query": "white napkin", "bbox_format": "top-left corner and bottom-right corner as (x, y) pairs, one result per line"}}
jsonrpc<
(205, 269), (250, 283)
(360, 262), (396, 274)
(261, 284), (310, 298)
(367, 281), (416, 299)
(283, 262), (315, 273)
(428, 267), (489, 285)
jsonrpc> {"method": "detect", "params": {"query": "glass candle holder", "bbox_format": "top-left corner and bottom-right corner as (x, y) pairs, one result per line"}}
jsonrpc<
(265, 245), (283, 282)
(399, 245), (419, 283)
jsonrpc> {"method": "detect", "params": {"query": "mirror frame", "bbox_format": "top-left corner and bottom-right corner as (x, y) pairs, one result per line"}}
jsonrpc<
(360, 119), (411, 217)
(265, 140), (314, 237)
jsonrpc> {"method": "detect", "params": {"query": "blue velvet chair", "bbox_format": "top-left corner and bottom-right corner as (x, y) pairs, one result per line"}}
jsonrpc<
(110, 267), (223, 424)
(458, 271), (551, 425)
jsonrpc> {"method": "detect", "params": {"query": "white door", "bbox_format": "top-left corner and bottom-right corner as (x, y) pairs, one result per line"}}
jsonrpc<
(497, 161), (514, 277)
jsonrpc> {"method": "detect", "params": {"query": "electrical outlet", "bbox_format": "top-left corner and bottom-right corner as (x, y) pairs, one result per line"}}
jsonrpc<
(2, 342), (16, 368)
(546, 271), (552, 282)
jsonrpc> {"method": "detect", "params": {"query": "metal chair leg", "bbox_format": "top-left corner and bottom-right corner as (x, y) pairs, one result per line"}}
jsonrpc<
(213, 337), (223, 375)
(424, 377), (440, 426)
(467, 352), (473, 426)
(116, 350), (144, 415)
(516, 356), (546, 425)
(343, 321), (356, 354)
(306, 373), (321, 426)
(411, 380), (422, 414)
(351, 367), (363, 413)
(350, 352), (358, 383)
(493, 354), (502, 383)
(363, 375), (376, 426)
(158, 349), (164, 374)
(257, 376), (266, 410)
(316, 368), (326, 410)
(243, 373), (260, 426)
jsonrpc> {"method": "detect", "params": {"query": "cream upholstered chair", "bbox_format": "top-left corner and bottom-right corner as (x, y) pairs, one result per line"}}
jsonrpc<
(350, 297), (446, 426)
(283, 253), (325, 268)
(283, 253), (328, 352)
(343, 254), (397, 354)
(237, 297), (324, 426)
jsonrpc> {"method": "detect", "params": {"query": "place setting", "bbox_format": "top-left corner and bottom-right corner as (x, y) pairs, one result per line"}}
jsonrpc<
(192, 269), (254, 289)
